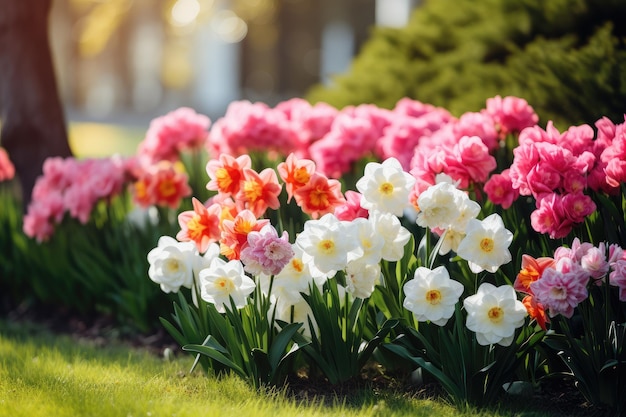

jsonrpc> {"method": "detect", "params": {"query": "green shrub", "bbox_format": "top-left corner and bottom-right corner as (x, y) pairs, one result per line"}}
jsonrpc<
(307, 0), (626, 128)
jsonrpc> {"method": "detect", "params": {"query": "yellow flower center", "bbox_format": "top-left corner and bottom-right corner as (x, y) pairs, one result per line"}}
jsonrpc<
(164, 258), (182, 274)
(243, 180), (262, 202)
(487, 307), (504, 323)
(187, 214), (206, 240)
(425, 289), (442, 305)
(379, 182), (394, 195)
(318, 239), (335, 255)
(480, 238), (494, 253)
(134, 179), (148, 199)
(158, 179), (177, 197)
(293, 167), (310, 184)
(214, 277), (235, 294)
(291, 258), (304, 273)
(309, 188), (329, 208)
(215, 167), (234, 191)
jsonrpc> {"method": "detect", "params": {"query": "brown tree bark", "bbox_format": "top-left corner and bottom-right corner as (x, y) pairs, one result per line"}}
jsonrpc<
(0, 0), (73, 209)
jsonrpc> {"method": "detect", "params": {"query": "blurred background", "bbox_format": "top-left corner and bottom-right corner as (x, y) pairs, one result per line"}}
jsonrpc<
(49, 0), (420, 156)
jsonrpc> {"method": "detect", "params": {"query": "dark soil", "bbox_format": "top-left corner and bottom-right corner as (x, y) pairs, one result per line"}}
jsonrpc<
(0, 298), (611, 417)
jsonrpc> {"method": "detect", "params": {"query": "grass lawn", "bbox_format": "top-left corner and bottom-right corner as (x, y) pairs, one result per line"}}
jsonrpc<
(0, 318), (588, 417)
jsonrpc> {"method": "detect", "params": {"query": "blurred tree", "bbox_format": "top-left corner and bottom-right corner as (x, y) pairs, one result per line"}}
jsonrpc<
(306, 0), (626, 128)
(0, 0), (72, 208)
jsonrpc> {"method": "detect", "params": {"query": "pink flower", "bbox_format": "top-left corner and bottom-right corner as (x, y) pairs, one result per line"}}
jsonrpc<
(22, 191), (65, 242)
(559, 124), (595, 156)
(509, 143), (540, 196)
(63, 184), (95, 224)
(530, 258), (589, 318)
(517, 121), (561, 147)
(236, 167), (282, 218)
(525, 161), (561, 197)
(444, 135), (496, 187)
(609, 260), (626, 301)
(219, 209), (269, 260)
(310, 104), (392, 178)
(207, 100), (297, 157)
(580, 245), (610, 281)
(561, 192), (596, 224)
(240, 224), (294, 276)
(375, 115), (429, 170)
(277, 153), (316, 203)
(293, 172), (346, 219)
(132, 161), (192, 209)
(485, 95), (538, 138)
(484, 169), (518, 209)
(0, 147), (15, 182)
(456, 111), (499, 151)
(176, 197), (222, 253)
(138, 107), (211, 163)
(605, 158), (626, 188)
(530, 193), (573, 239)
(275, 98), (338, 156)
(334, 190), (369, 221)
(206, 154), (252, 197)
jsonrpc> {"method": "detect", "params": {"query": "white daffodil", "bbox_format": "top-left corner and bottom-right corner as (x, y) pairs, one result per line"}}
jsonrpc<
(193, 242), (221, 277)
(198, 258), (256, 313)
(456, 214), (513, 273)
(147, 236), (197, 293)
(450, 194), (481, 234)
(295, 213), (363, 275)
(437, 228), (465, 255)
(369, 211), (411, 261)
(356, 157), (416, 217)
(416, 182), (465, 230)
(346, 259), (381, 299)
(464, 283), (527, 346)
(403, 266), (464, 326)
(351, 217), (385, 265)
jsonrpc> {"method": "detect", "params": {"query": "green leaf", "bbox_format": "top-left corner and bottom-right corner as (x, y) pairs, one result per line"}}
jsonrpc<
(268, 322), (303, 371)
(182, 343), (247, 379)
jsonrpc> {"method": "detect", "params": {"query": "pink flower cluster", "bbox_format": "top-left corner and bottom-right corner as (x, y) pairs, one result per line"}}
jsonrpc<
(138, 107), (211, 164)
(409, 96), (538, 196)
(0, 147), (15, 182)
(207, 100), (299, 158)
(23, 156), (128, 242)
(515, 239), (626, 324)
(205, 97), (450, 179)
(508, 116), (626, 238)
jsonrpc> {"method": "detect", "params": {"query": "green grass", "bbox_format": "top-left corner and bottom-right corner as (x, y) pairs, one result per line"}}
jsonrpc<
(0, 319), (566, 417)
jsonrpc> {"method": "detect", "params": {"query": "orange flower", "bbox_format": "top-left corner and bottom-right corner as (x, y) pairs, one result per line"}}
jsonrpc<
(152, 161), (192, 209)
(277, 153), (316, 202)
(219, 209), (269, 260)
(132, 176), (152, 208)
(514, 254), (555, 294)
(294, 172), (346, 219)
(132, 161), (191, 209)
(522, 295), (548, 331)
(236, 167), (282, 218)
(176, 197), (221, 253)
(206, 154), (251, 196)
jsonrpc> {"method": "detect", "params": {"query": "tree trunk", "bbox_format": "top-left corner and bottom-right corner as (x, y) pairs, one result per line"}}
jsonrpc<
(0, 0), (72, 209)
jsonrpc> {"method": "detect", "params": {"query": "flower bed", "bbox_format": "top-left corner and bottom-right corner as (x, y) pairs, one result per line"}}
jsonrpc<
(1, 96), (625, 414)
